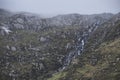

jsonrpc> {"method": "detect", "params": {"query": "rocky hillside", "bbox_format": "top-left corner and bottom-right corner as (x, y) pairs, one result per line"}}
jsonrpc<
(0, 9), (120, 80)
(48, 13), (120, 80)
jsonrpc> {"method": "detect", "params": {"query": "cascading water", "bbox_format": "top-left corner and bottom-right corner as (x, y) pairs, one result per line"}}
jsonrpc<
(62, 23), (100, 70)
(62, 32), (88, 69)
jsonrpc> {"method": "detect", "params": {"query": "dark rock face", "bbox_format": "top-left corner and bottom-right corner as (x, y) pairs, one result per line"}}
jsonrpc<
(0, 9), (119, 80)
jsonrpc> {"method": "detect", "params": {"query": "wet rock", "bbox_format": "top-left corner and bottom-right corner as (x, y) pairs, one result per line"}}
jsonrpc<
(11, 46), (17, 51)
(116, 57), (120, 62)
(40, 37), (46, 42)
(6, 45), (10, 50)
(29, 47), (40, 51)
(66, 43), (71, 49)
(39, 63), (44, 70)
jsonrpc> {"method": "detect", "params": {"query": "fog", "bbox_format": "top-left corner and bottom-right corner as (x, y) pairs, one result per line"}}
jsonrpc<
(0, 0), (120, 15)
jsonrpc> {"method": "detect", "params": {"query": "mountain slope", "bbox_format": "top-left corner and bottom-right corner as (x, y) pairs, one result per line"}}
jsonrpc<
(0, 9), (120, 80)
(48, 14), (120, 80)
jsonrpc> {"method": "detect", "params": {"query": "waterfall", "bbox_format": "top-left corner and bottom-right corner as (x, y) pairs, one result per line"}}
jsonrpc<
(62, 23), (99, 70)
(62, 34), (87, 70)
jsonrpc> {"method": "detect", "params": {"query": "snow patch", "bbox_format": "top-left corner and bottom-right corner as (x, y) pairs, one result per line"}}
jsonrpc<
(1, 27), (12, 34)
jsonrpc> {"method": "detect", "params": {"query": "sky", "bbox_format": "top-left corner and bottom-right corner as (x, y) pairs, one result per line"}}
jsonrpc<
(0, 0), (120, 15)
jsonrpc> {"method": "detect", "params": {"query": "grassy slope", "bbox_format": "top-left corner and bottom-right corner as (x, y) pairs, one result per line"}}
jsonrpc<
(48, 38), (120, 80)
